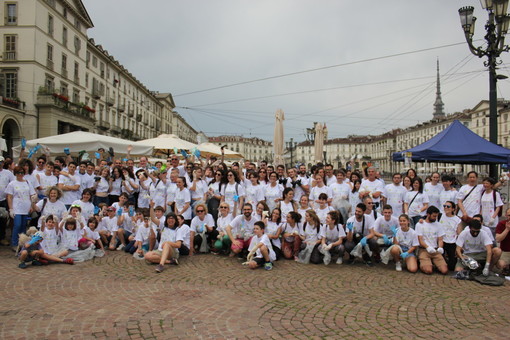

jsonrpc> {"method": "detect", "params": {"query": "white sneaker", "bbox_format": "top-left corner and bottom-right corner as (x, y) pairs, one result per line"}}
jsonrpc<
(336, 257), (343, 265)
(116, 244), (125, 251)
(395, 262), (402, 272)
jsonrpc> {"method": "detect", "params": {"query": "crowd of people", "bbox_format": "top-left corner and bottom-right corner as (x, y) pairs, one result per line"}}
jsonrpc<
(2, 145), (509, 278)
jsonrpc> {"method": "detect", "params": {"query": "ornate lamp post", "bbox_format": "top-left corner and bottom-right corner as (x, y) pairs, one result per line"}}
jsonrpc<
(459, 0), (510, 178)
(286, 138), (297, 167)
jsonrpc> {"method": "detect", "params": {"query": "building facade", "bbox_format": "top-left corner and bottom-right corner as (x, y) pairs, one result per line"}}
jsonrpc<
(207, 135), (272, 162)
(0, 0), (196, 156)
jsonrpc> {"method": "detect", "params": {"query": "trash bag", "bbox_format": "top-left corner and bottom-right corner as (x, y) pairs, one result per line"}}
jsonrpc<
(380, 245), (401, 265)
(297, 243), (316, 264)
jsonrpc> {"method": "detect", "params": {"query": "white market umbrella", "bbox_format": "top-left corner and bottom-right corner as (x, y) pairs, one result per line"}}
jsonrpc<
(12, 131), (153, 157)
(198, 143), (243, 159)
(136, 134), (198, 157)
(314, 123), (324, 163)
(273, 109), (285, 166)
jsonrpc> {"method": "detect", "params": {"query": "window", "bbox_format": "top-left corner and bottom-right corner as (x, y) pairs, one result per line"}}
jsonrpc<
(85, 73), (88, 87)
(60, 82), (68, 96)
(100, 62), (105, 78)
(74, 36), (81, 54)
(48, 15), (54, 36)
(62, 26), (68, 47)
(86, 51), (90, 67)
(61, 53), (67, 70)
(44, 75), (54, 92)
(5, 3), (17, 25)
(63, 7), (67, 19)
(0, 70), (18, 98)
(47, 44), (53, 61)
(4, 35), (16, 60)
(74, 62), (79, 83)
(74, 17), (81, 31)
(92, 56), (97, 67)
(72, 89), (79, 103)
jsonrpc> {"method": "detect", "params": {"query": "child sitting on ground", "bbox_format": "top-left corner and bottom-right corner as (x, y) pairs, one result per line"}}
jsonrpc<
(79, 217), (104, 251)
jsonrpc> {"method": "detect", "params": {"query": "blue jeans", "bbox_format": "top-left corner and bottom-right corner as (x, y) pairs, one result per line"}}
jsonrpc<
(11, 214), (29, 247)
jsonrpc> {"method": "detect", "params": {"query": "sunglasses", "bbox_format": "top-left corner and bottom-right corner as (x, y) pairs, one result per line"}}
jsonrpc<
(196, 210), (205, 213)
(16, 171), (24, 175)
(38, 161), (45, 164)
(443, 205), (452, 208)
(220, 206), (228, 209)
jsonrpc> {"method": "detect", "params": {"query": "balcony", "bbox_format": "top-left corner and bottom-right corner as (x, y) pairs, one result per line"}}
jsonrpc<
(3, 52), (16, 61)
(106, 96), (115, 107)
(46, 59), (54, 70)
(92, 87), (101, 99)
(128, 108), (134, 117)
(118, 104), (125, 112)
(121, 128), (133, 139)
(110, 126), (121, 135)
(35, 92), (95, 120)
(1, 96), (22, 110)
(73, 76), (80, 85)
(136, 114), (142, 122)
(97, 120), (110, 130)
(61, 69), (68, 79)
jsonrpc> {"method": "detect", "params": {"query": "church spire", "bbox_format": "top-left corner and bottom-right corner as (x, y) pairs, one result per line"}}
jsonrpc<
(433, 58), (445, 119)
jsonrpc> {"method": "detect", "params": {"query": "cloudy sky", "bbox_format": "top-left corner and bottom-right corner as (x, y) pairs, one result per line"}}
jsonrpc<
(82, 0), (510, 142)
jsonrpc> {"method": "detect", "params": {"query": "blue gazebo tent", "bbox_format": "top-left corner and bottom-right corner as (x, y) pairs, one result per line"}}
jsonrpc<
(392, 120), (510, 164)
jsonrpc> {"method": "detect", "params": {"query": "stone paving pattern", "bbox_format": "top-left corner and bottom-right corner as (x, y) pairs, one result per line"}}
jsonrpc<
(0, 247), (509, 340)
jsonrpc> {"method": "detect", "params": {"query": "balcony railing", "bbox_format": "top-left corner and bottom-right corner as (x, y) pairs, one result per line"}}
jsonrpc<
(98, 120), (110, 130)
(3, 52), (16, 60)
(46, 59), (54, 70)
(118, 104), (125, 112)
(106, 96), (115, 107)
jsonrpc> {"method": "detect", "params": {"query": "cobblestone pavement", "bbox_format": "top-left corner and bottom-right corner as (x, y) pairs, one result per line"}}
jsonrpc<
(0, 247), (509, 340)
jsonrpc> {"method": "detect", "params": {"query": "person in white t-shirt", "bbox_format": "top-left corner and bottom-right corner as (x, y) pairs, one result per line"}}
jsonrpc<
(424, 172), (443, 212)
(359, 167), (384, 209)
(212, 202), (234, 254)
(480, 177), (504, 229)
(264, 208), (283, 259)
(344, 203), (376, 265)
(319, 210), (346, 265)
(372, 205), (400, 257)
(98, 206), (123, 250)
(145, 211), (182, 273)
(438, 201), (462, 271)
(189, 203), (216, 255)
(438, 175), (458, 214)
(281, 211), (303, 260)
(58, 161), (81, 209)
(225, 203), (256, 257)
(455, 219), (502, 276)
(415, 206), (448, 275)
(389, 214), (419, 273)
(404, 177), (429, 226)
(246, 221), (275, 271)
(79, 217), (104, 251)
(457, 171), (485, 224)
(382, 173), (407, 217)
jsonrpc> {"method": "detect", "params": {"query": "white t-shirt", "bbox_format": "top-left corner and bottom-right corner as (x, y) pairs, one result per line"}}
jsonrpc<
(137, 178), (152, 208)
(383, 183), (407, 217)
(348, 191), (362, 217)
(405, 191), (429, 217)
(439, 214), (461, 244)
(158, 227), (179, 251)
(395, 228), (419, 249)
(265, 221), (282, 248)
(70, 199), (95, 221)
(480, 190), (504, 227)
(373, 215), (399, 238)
(279, 201), (296, 223)
(149, 179), (167, 209)
(176, 224), (191, 249)
(99, 216), (119, 233)
(217, 214), (233, 233)
(415, 221), (445, 248)
(135, 224), (151, 244)
(360, 179), (384, 204)
(248, 233), (276, 261)
(424, 182), (444, 210)
(37, 173), (58, 197)
(289, 176), (309, 199)
(345, 215), (374, 237)
(463, 225), (495, 242)
(314, 205), (334, 224)
(228, 215), (256, 240)
(83, 226), (100, 241)
(41, 227), (59, 254)
(60, 227), (82, 251)
(302, 223), (321, 243)
(264, 183), (284, 212)
(438, 190), (458, 214)
(309, 185), (333, 208)
(329, 182), (351, 201)
(110, 177), (122, 196)
(59, 174), (81, 205)
(456, 228), (492, 254)
(457, 184), (484, 218)
(282, 222), (303, 242)
(174, 188), (191, 219)
(5, 180), (35, 215)
(320, 224), (346, 244)
(190, 214), (215, 233)
(222, 182), (246, 212)
(190, 179), (208, 200)
(0, 169), (15, 201)
(244, 182), (265, 207)
(77, 172), (95, 193)
(95, 177), (110, 194)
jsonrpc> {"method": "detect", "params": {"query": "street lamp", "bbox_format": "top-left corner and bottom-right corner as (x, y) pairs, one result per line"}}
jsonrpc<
(286, 138), (297, 167)
(458, 0), (510, 178)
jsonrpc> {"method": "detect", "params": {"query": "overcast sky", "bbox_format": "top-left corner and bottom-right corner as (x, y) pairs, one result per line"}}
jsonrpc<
(82, 0), (510, 143)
